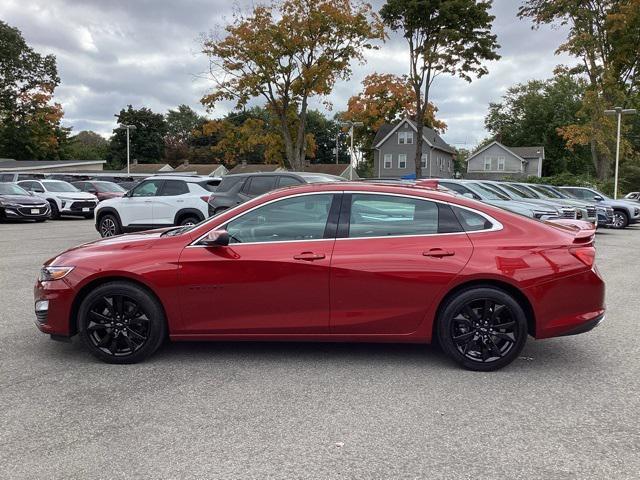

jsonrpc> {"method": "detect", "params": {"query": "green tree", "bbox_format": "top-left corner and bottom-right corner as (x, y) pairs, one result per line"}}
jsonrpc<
(0, 21), (68, 159)
(165, 104), (205, 165)
(304, 110), (349, 164)
(380, 0), (500, 178)
(519, 0), (640, 180)
(66, 131), (109, 160)
(109, 106), (167, 168)
(201, 0), (385, 170)
(485, 72), (593, 176)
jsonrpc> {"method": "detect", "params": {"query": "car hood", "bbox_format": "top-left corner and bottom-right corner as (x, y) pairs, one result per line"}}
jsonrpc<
(0, 194), (48, 205)
(52, 191), (98, 201)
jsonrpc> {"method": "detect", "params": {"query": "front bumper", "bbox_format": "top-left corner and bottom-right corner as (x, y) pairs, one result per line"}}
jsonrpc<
(1, 203), (50, 220)
(59, 200), (98, 216)
(33, 278), (76, 337)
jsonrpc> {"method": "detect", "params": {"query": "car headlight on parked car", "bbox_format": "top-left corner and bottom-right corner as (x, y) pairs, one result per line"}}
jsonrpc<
(0, 200), (19, 208)
(39, 266), (74, 282)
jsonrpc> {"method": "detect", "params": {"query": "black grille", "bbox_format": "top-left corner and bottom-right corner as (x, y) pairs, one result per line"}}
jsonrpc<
(586, 206), (596, 218)
(562, 209), (575, 219)
(69, 201), (97, 211)
(36, 311), (48, 323)
(17, 205), (48, 216)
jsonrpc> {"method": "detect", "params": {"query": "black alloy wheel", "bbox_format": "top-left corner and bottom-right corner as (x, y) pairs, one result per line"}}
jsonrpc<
(99, 214), (120, 237)
(438, 287), (528, 371)
(611, 210), (628, 229)
(78, 282), (166, 363)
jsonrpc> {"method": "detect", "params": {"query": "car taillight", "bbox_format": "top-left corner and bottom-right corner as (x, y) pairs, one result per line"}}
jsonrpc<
(569, 246), (595, 267)
(200, 195), (211, 203)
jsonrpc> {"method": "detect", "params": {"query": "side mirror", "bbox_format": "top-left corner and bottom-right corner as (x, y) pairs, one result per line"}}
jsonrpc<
(201, 229), (229, 247)
(593, 195), (604, 201)
(88, 189), (98, 194)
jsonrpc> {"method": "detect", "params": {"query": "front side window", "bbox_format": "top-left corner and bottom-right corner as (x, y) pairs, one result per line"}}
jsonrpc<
(383, 154), (392, 169)
(398, 154), (407, 169)
(245, 176), (277, 196)
(226, 194), (334, 244)
(348, 194), (439, 238)
(131, 180), (163, 197)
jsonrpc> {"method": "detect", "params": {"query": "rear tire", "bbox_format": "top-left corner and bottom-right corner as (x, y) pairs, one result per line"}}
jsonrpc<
(437, 287), (528, 371)
(178, 215), (199, 226)
(77, 281), (166, 364)
(612, 210), (628, 229)
(98, 214), (121, 237)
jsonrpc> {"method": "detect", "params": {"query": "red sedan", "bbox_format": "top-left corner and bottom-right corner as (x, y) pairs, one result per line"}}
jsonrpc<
(34, 182), (605, 370)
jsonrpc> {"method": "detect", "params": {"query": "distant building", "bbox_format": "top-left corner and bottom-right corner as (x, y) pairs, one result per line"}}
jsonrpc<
(0, 159), (106, 173)
(228, 164), (286, 175)
(465, 141), (544, 180)
(121, 163), (173, 174)
(372, 118), (455, 179)
(173, 162), (228, 177)
(302, 163), (359, 180)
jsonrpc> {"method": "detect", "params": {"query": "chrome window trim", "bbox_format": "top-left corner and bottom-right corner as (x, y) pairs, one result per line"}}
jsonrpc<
(188, 190), (503, 248)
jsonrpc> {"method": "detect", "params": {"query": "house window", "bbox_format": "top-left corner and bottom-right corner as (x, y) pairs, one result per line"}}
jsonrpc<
(398, 154), (407, 169)
(497, 157), (505, 171)
(398, 131), (414, 145)
(421, 153), (427, 169)
(448, 159), (452, 172)
(484, 157), (492, 171)
(383, 154), (392, 169)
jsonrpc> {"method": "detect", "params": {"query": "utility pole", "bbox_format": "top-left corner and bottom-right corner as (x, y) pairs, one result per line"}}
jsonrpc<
(339, 121), (364, 167)
(118, 124), (137, 175)
(604, 107), (637, 199)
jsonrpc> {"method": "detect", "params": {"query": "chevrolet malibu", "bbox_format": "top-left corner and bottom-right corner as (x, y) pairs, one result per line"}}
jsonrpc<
(34, 183), (605, 371)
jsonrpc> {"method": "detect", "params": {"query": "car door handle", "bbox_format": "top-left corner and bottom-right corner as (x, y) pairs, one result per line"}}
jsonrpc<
(293, 252), (326, 261)
(423, 248), (455, 258)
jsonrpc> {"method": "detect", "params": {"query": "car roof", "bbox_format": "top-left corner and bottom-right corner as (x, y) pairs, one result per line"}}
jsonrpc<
(146, 175), (221, 182)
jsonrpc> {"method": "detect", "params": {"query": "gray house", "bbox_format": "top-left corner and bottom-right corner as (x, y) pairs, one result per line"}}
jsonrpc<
(465, 141), (544, 180)
(372, 118), (455, 179)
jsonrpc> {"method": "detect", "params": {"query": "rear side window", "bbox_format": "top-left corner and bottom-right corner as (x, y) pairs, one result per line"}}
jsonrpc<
(199, 180), (221, 192)
(161, 180), (189, 196)
(348, 194), (439, 238)
(452, 206), (493, 232)
(0, 174), (15, 182)
(278, 176), (303, 187)
(245, 176), (277, 196)
(217, 176), (245, 193)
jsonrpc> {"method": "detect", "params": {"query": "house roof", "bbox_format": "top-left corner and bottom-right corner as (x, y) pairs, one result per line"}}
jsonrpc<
(510, 146), (545, 159)
(228, 164), (284, 174)
(303, 164), (352, 176)
(465, 141), (544, 164)
(372, 118), (455, 154)
(121, 163), (173, 173)
(173, 163), (226, 175)
(0, 159), (106, 171)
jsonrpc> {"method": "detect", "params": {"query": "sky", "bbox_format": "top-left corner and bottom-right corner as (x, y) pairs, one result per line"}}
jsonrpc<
(0, 0), (576, 149)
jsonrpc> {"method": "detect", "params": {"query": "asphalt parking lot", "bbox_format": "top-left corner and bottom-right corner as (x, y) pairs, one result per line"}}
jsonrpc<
(1, 219), (639, 479)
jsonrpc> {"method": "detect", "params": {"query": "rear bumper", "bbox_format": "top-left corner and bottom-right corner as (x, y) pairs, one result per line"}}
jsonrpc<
(560, 312), (605, 336)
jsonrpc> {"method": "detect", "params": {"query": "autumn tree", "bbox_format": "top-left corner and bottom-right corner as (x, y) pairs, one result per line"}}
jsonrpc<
(519, 0), (640, 180)
(201, 0), (385, 170)
(0, 21), (69, 159)
(340, 73), (446, 169)
(380, 0), (500, 178)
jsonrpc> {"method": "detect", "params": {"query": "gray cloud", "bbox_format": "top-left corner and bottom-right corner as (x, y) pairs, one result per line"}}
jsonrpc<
(0, 0), (575, 147)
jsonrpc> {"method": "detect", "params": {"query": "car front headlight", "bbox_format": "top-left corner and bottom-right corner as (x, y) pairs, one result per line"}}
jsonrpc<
(39, 266), (74, 282)
(0, 200), (19, 208)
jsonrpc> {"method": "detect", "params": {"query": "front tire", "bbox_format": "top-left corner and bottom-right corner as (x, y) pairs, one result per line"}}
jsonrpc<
(98, 214), (121, 237)
(178, 215), (199, 226)
(437, 287), (528, 371)
(48, 200), (60, 219)
(612, 210), (628, 229)
(77, 281), (166, 364)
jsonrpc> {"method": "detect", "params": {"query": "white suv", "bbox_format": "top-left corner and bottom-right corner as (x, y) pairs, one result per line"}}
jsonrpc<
(17, 179), (98, 219)
(95, 175), (221, 237)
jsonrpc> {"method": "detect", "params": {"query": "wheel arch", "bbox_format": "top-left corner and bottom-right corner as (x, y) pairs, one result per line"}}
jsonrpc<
(174, 208), (205, 225)
(68, 275), (168, 337)
(96, 207), (123, 227)
(432, 279), (536, 340)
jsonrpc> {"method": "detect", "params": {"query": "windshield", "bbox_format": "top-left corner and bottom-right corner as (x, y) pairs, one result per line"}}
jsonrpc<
(0, 183), (29, 195)
(95, 182), (126, 193)
(42, 181), (79, 192)
(509, 184), (540, 199)
(545, 186), (571, 199)
(468, 183), (509, 200)
(500, 183), (534, 199)
(529, 184), (562, 199)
